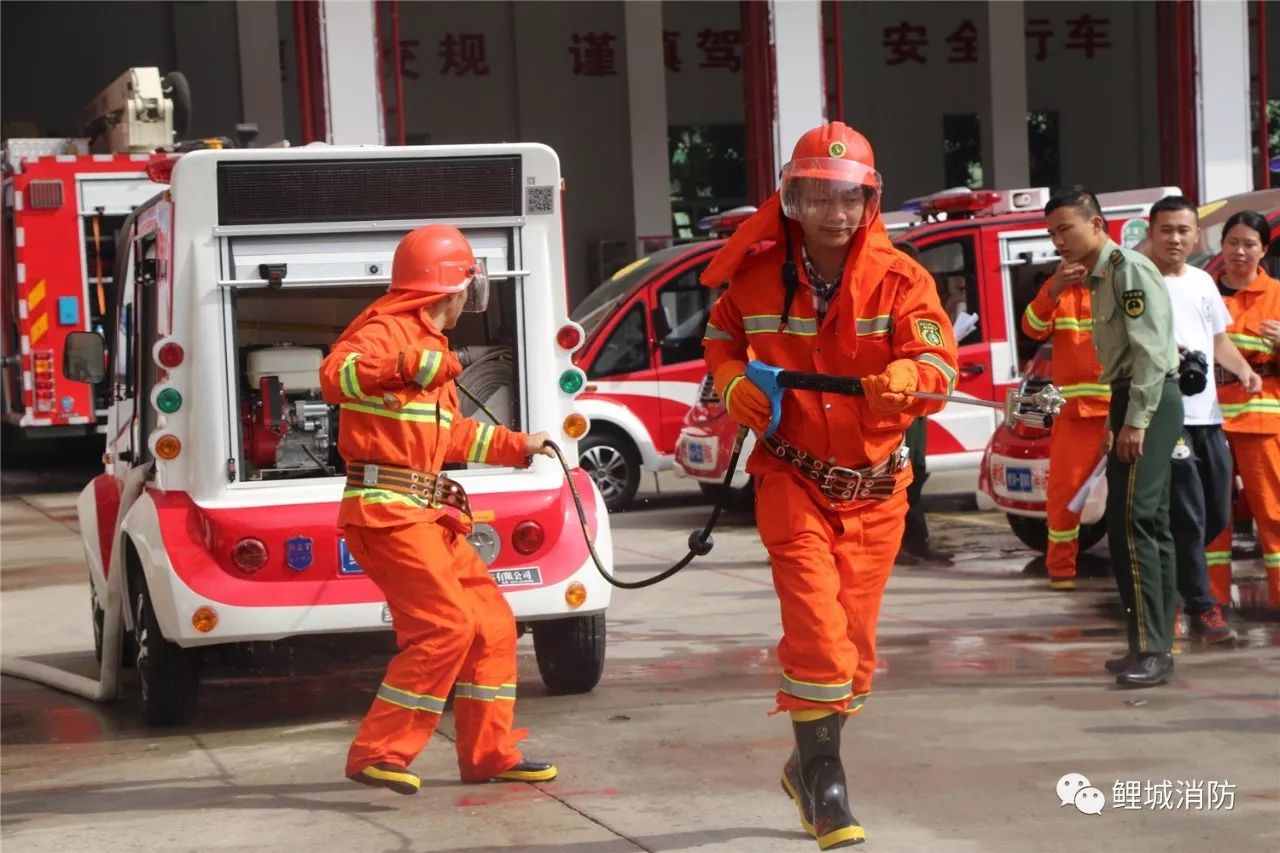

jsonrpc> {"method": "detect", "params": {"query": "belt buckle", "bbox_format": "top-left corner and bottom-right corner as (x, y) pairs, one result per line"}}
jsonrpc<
(823, 465), (861, 501)
(362, 464), (379, 487)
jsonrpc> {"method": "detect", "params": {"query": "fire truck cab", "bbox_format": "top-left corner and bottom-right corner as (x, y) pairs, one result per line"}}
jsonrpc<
(63, 142), (613, 724)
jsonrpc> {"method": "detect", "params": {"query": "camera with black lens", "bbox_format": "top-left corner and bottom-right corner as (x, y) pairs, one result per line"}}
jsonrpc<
(1178, 349), (1209, 396)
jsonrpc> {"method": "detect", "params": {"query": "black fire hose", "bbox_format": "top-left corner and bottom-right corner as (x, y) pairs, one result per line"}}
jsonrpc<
(458, 380), (746, 589)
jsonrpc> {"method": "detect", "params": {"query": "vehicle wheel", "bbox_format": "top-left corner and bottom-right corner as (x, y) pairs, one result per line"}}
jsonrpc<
(1079, 520), (1107, 552)
(133, 583), (200, 725)
(1006, 514), (1049, 553)
(578, 431), (640, 511)
(533, 613), (606, 695)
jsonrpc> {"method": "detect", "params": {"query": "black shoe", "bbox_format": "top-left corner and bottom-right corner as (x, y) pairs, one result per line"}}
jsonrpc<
(1116, 653), (1173, 688)
(1104, 653), (1132, 675)
(349, 762), (421, 795)
(894, 550), (923, 567)
(904, 541), (955, 565)
(791, 716), (865, 849)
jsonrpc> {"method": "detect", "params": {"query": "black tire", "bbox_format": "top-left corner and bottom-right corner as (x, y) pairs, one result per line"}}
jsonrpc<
(578, 430), (641, 511)
(1006, 514), (1049, 553)
(1079, 520), (1107, 552)
(533, 613), (606, 695)
(133, 582), (200, 725)
(163, 71), (193, 139)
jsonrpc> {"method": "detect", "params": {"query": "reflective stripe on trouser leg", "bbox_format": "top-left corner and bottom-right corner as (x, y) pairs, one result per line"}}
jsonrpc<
(343, 522), (481, 777)
(1231, 432), (1280, 607)
(1104, 385), (1182, 655)
(1046, 416), (1106, 579)
(452, 547), (526, 782)
(1205, 524), (1235, 609)
(758, 471), (906, 714)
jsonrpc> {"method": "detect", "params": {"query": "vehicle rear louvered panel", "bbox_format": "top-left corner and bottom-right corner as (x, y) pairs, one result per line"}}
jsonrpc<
(216, 156), (522, 225)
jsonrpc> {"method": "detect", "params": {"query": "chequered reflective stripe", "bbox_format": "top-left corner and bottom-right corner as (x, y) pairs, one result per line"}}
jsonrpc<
(1227, 332), (1274, 354)
(454, 682), (517, 702)
(340, 354), (369, 400)
(414, 349), (445, 386)
(340, 399), (456, 424)
(467, 423), (496, 462)
(1048, 525), (1081, 544)
(703, 322), (734, 341)
(1052, 317), (1094, 332)
(855, 315), (891, 336)
(342, 487), (432, 509)
(1204, 550), (1232, 567)
(780, 673), (853, 703)
(1265, 553), (1280, 568)
(743, 314), (782, 334)
(916, 353), (957, 394)
(376, 682), (447, 714)
(1060, 382), (1112, 399)
(1023, 305), (1050, 332)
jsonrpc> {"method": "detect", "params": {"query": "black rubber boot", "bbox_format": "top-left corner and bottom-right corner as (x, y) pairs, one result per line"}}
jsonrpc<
(789, 715), (864, 849)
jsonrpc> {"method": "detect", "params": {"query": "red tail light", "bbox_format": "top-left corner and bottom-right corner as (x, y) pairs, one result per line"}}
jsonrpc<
(157, 341), (185, 368)
(555, 322), (584, 353)
(232, 538), (269, 572)
(146, 158), (177, 184)
(512, 521), (545, 555)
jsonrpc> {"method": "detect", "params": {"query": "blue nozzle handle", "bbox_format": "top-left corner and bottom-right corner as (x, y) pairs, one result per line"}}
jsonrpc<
(745, 360), (866, 440)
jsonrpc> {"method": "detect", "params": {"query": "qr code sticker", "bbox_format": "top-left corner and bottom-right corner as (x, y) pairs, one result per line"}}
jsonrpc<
(526, 185), (554, 215)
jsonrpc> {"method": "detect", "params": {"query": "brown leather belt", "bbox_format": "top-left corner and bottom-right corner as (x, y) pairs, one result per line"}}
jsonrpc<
(761, 437), (909, 503)
(1216, 362), (1277, 385)
(346, 462), (471, 517)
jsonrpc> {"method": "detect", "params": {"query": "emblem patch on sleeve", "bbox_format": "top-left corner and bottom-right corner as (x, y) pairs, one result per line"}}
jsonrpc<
(1122, 289), (1145, 318)
(915, 318), (945, 347)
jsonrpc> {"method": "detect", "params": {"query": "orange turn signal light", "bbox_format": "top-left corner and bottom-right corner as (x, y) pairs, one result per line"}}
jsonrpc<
(154, 434), (182, 460)
(563, 413), (590, 439)
(564, 581), (587, 609)
(192, 606), (218, 633)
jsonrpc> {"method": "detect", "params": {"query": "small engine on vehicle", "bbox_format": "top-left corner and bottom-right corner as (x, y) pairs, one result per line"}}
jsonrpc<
(240, 345), (337, 478)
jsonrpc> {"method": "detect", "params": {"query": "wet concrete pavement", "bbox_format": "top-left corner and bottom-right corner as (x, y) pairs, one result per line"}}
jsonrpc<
(2, 469), (1278, 852)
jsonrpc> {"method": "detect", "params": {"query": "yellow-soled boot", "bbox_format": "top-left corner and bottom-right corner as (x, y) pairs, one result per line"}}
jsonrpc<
(792, 714), (864, 849)
(349, 762), (421, 796)
(491, 760), (558, 783)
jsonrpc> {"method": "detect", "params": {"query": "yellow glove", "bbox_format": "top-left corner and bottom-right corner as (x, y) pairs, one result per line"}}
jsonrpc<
(863, 359), (919, 416)
(713, 361), (772, 432)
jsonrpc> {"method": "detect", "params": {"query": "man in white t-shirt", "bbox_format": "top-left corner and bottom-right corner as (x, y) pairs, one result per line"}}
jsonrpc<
(1145, 196), (1261, 645)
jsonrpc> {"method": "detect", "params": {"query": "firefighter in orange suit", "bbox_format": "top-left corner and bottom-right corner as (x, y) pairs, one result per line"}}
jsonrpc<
(1021, 264), (1111, 590)
(1205, 212), (1280, 608)
(320, 224), (557, 795)
(700, 123), (958, 850)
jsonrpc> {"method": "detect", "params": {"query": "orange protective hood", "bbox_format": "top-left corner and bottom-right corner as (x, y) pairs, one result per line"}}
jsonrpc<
(335, 290), (448, 346)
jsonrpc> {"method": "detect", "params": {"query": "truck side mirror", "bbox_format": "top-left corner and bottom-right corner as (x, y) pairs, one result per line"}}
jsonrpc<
(650, 305), (672, 343)
(63, 331), (107, 383)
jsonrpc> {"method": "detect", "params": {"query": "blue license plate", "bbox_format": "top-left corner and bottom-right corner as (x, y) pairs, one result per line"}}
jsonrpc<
(1005, 468), (1033, 493)
(338, 539), (364, 575)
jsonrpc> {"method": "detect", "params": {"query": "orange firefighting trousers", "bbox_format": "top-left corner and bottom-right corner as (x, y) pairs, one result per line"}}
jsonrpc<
(1046, 416), (1108, 580)
(756, 472), (908, 716)
(343, 521), (526, 781)
(1204, 433), (1280, 607)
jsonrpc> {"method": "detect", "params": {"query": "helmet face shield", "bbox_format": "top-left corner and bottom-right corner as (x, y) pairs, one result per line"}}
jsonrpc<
(780, 158), (883, 229)
(460, 258), (490, 313)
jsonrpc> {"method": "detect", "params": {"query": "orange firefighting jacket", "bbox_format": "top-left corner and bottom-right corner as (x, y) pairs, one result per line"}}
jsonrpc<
(699, 194), (959, 474)
(1218, 267), (1280, 435)
(1020, 276), (1111, 419)
(319, 292), (528, 528)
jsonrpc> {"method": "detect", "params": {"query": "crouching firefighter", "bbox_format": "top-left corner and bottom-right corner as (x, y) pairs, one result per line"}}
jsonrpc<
(700, 123), (959, 848)
(319, 224), (557, 795)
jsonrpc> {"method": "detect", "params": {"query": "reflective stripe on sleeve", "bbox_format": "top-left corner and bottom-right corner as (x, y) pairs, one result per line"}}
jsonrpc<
(855, 315), (891, 336)
(414, 349), (444, 386)
(467, 423), (496, 462)
(376, 682), (447, 714)
(780, 673), (853, 703)
(703, 322), (734, 341)
(1023, 306), (1050, 332)
(916, 352), (958, 395)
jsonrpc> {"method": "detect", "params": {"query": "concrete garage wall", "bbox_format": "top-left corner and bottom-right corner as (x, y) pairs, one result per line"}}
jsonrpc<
(839, 1), (1161, 207)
